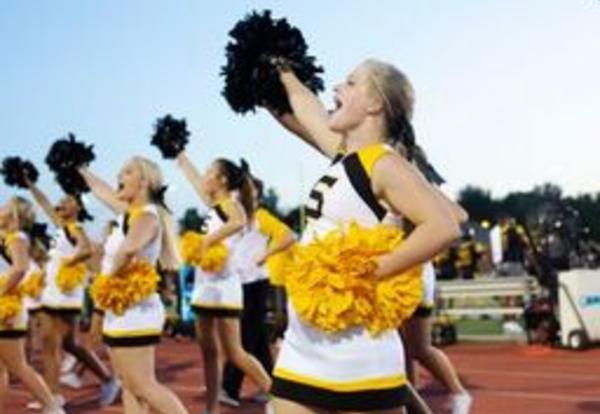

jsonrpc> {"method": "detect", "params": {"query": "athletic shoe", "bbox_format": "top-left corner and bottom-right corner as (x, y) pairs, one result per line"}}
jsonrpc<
(503, 320), (524, 334)
(60, 353), (77, 374)
(28, 395), (65, 411)
(452, 393), (473, 414)
(265, 401), (275, 414)
(218, 390), (240, 407)
(99, 377), (121, 406)
(60, 371), (84, 389)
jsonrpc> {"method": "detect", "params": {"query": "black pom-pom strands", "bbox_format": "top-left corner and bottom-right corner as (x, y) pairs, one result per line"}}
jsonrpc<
(0, 157), (39, 188)
(151, 115), (190, 159)
(45, 133), (95, 195)
(222, 10), (324, 115)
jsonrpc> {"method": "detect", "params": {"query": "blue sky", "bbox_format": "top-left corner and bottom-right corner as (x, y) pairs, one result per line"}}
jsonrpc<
(1, 1), (599, 232)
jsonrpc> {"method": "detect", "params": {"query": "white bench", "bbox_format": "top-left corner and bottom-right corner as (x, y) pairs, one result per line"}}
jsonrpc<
(436, 276), (541, 317)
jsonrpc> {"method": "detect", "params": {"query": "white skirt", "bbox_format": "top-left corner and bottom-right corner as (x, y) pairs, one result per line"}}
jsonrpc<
(190, 266), (243, 317)
(102, 293), (164, 347)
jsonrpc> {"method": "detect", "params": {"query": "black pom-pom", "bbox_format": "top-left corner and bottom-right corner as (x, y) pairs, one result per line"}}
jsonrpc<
(0, 157), (39, 188)
(28, 222), (52, 250)
(151, 115), (190, 159)
(45, 133), (95, 195)
(55, 171), (90, 196)
(222, 10), (324, 114)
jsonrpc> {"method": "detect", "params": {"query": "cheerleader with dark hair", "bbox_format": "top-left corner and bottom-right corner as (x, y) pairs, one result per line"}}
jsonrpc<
(24, 180), (119, 408)
(220, 176), (296, 407)
(0, 196), (65, 414)
(175, 152), (272, 414)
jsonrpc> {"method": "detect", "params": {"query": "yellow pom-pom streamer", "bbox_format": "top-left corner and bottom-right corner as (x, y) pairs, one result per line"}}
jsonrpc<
(90, 260), (160, 316)
(272, 222), (423, 336)
(180, 231), (229, 273)
(19, 271), (45, 299)
(56, 261), (87, 293)
(0, 276), (23, 324)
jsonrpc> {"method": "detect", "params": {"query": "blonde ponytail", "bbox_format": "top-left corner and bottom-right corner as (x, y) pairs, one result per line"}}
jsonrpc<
(156, 206), (181, 271)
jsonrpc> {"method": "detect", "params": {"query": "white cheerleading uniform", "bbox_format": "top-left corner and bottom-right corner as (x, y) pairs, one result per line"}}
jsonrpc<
(190, 200), (244, 318)
(272, 144), (412, 411)
(101, 205), (164, 347)
(0, 231), (42, 338)
(231, 223), (268, 286)
(40, 223), (86, 314)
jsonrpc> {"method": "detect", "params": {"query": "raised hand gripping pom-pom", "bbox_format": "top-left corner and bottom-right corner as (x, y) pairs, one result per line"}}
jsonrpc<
(221, 9), (324, 114)
(45, 133), (95, 195)
(151, 115), (190, 159)
(0, 157), (39, 188)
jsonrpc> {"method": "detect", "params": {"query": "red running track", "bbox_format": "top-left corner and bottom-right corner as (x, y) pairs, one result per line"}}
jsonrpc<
(5, 339), (600, 413)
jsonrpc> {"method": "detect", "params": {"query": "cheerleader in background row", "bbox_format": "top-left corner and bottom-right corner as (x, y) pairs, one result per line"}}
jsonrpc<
(79, 157), (188, 414)
(175, 152), (272, 414)
(59, 220), (120, 391)
(220, 177), (296, 407)
(264, 59), (462, 414)
(398, 146), (472, 414)
(0, 196), (65, 414)
(25, 180), (119, 408)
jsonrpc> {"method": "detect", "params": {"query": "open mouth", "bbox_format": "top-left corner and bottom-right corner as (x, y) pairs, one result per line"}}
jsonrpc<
(117, 182), (125, 191)
(329, 96), (343, 115)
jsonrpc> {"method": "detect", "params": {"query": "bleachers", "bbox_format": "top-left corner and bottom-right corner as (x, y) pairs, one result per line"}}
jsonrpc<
(436, 275), (541, 317)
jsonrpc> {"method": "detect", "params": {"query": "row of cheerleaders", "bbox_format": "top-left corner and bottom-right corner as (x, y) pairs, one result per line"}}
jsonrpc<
(0, 9), (473, 414)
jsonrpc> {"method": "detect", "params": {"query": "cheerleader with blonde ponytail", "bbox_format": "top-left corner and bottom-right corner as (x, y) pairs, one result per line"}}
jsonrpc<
(79, 157), (188, 414)
(0, 197), (65, 414)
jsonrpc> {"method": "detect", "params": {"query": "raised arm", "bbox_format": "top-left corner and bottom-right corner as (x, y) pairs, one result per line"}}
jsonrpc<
(372, 154), (462, 279)
(175, 152), (212, 207)
(78, 167), (127, 214)
(63, 224), (93, 266)
(26, 181), (60, 227)
(275, 68), (342, 158)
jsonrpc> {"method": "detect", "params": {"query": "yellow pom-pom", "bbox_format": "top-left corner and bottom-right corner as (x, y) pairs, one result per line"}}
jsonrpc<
(56, 261), (87, 293)
(0, 276), (23, 324)
(180, 231), (229, 273)
(272, 222), (423, 336)
(18, 271), (45, 299)
(90, 260), (160, 316)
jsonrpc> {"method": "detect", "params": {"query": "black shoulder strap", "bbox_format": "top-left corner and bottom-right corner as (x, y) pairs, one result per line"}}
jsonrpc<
(0, 240), (12, 264)
(331, 153), (344, 165)
(214, 204), (229, 223)
(122, 213), (130, 235)
(342, 153), (387, 222)
(63, 226), (77, 247)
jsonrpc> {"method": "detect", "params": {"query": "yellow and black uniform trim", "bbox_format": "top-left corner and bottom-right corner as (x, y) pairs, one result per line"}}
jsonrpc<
(40, 305), (82, 318)
(103, 328), (162, 347)
(190, 303), (242, 318)
(0, 328), (28, 339)
(271, 369), (408, 411)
